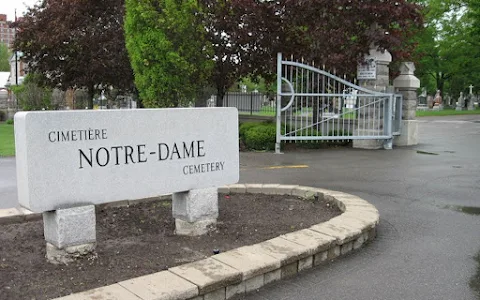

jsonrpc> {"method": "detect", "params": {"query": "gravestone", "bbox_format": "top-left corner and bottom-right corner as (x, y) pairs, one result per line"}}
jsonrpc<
(444, 94), (452, 107)
(467, 85), (475, 110)
(467, 94), (475, 110)
(427, 95), (434, 109)
(456, 92), (464, 111)
(15, 108), (239, 263)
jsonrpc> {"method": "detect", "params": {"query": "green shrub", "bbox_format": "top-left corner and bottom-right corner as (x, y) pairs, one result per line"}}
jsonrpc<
(239, 122), (259, 139)
(242, 122), (276, 151)
(6, 119), (13, 125)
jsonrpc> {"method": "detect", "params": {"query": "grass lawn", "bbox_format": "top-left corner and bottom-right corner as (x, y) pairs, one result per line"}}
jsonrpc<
(416, 107), (480, 117)
(0, 123), (15, 157)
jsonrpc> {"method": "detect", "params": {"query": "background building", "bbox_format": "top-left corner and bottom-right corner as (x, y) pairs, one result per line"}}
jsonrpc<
(0, 14), (15, 47)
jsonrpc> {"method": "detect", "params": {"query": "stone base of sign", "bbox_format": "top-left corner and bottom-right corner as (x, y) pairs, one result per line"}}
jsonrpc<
(393, 120), (418, 147)
(43, 205), (96, 264)
(46, 242), (97, 265)
(43, 205), (96, 248)
(175, 218), (217, 236)
(173, 188), (218, 236)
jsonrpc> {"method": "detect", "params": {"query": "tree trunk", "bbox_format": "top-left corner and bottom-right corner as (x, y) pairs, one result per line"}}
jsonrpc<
(87, 84), (94, 109)
(133, 87), (144, 108)
(216, 86), (226, 107)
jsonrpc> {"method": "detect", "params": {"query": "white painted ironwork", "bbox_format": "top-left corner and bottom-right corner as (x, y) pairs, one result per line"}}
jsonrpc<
(275, 53), (401, 153)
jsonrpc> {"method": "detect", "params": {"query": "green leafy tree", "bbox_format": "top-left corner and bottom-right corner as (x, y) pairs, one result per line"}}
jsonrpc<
(0, 43), (10, 72)
(124, 0), (213, 108)
(413, 0), (480, 96)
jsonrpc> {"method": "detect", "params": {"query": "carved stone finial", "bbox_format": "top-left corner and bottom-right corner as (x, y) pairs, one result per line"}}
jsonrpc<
(399, 62), (415, 75)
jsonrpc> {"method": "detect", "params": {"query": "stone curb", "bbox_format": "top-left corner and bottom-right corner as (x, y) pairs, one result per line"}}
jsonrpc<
(1, 185), (379, 300)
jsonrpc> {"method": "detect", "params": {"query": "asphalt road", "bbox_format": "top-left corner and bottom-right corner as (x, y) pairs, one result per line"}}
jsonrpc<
(1, 115), (479, 299)
(237, 115), (480, 300)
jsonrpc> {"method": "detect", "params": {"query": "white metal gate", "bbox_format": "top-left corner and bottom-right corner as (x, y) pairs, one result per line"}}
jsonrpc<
(276, 53), (402, 153)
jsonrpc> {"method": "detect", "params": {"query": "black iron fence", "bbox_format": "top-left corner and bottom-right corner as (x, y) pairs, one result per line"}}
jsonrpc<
(211, 92), (276, 116)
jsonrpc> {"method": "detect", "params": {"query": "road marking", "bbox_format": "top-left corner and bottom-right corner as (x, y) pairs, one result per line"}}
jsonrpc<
(262, 165), (309, 170)
(240, 164), (309, 171)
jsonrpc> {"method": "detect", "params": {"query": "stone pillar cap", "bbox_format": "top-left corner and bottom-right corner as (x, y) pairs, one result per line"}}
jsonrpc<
(394, 62), (420, 89)
(366, 48), (392, 64)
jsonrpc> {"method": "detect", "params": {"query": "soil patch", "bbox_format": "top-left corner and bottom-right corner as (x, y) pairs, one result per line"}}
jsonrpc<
(0, 193), (341, 300)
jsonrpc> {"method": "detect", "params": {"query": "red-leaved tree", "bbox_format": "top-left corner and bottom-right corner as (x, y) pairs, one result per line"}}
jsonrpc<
(14, 0), (134, 109)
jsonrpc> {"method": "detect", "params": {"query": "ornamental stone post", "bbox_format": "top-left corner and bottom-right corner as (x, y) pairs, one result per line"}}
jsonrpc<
(353, 47), (392, 149)
(393, 62), (420, 146)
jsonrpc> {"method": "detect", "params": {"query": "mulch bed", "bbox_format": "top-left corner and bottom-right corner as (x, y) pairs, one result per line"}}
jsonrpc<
(0, 193), (341, 300)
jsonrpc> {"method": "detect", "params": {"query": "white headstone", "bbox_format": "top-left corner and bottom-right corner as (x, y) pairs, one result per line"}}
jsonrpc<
(469, 84), (474, 95)
(14, 108), (240, 212)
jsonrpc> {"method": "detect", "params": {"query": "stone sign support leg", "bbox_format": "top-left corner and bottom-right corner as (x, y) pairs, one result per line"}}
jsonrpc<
(172, 187), (218, 236)
(43, 205), (96, 264)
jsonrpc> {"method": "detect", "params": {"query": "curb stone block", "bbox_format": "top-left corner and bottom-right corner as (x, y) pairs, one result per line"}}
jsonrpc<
(244, 183), (264, 194)
(245, 275), (264, 293)
(291, 186), (320, 200)
(0, 208), (23, 224)
(353, 234), (365, 250)
(204, 288), (225, 300)
(340, 242), (353, 255)
(314, 251), (328, 266)
(169, 258), (242, 294)
(264, 269), (281, 285)
(226, 282), (246, 299)
(281, 262), (298, 278)
(19, 207), (41, 221)
(212, 244), (281, 280)
(342, 211), (380, 225)
(279, 229), (335, 254)
(271, 184), (300, 195)
(217, 186), (230, 194)
(118, 271), (198, 300)
(257, 237), (312, 265)
(54, 284), (142, 300)
(226, 184), (247, 193)
(328, 246), (341, 260)
(259, 184), (281, 194)
(310, 222), (362, 244)
(339, 213), (377, 229)
(298, 256), (313, 271)
(326, 216), (374, 233)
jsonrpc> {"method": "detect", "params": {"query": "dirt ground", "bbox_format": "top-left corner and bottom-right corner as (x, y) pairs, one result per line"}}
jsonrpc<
(0, 193), (341, 300)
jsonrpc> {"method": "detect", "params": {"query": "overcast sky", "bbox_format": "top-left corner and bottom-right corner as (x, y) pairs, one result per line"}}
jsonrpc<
(3, 0), (40, 21)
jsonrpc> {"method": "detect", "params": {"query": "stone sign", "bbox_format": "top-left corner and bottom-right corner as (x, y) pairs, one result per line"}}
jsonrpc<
(14, 108), (239, 212)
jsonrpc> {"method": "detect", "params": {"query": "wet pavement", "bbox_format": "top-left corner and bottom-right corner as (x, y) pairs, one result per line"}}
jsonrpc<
(236, 115), (480, 300)
(1, 115), (480, 299)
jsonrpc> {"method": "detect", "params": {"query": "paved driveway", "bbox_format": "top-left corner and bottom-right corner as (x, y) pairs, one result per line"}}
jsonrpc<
(1, 115), (479, 299)
(237, 115), (480, 300)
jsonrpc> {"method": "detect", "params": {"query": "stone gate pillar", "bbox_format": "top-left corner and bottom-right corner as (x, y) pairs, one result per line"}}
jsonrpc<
(393, 62), (420, 146)
(353, 47), (392, 149)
